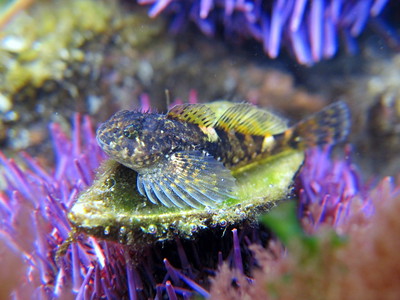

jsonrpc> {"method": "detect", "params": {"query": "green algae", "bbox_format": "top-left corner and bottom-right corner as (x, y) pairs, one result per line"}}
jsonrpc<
(69, 102), (305, 249)
(0, 0), (163, 109)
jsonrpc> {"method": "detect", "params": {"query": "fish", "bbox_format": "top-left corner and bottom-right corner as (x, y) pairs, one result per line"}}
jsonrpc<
(96, 101), (350, 209)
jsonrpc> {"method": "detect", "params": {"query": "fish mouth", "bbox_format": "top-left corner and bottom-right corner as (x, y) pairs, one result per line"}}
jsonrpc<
(96, 133), (106, 148)
(96, 123), (109, 148)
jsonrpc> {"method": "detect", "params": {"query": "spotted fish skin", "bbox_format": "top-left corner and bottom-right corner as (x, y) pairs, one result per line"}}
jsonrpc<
(96, 101), (350, 208)
(96, 110), (210, 171)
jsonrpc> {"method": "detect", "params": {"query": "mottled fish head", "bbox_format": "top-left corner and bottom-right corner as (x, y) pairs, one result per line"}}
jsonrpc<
(96, 110), (171, 171)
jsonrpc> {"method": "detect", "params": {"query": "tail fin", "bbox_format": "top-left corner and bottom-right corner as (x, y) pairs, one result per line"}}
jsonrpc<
(289, 101), (351, 148)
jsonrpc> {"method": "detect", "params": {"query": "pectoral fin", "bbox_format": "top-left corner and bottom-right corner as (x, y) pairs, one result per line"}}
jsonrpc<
(137, 151), (236, 209)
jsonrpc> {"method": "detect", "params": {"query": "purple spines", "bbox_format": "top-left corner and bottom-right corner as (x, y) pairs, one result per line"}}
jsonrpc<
(0, 114), (109, 298)
(163, 258), (210, 298)
(1, 111), (245, 299)
(291, 0), (307, 32)
(371, 0), (389, 16)
(309, 0), (324, 61)
(138, 0), (393, 65)
(126, 262), (138, 300)
(0, 104), (382, 298)
(297, 145), (366, 229)
(165, 280), (178, 300)
(232, 228), (244, 273)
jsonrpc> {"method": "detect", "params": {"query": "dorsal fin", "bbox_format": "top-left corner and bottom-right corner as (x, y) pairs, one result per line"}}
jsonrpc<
(215, 103), (287, 136)
(166, 104), (216, 127)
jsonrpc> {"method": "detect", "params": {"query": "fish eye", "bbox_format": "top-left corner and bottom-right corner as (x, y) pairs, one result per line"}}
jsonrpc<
(123, 124), (140, 139)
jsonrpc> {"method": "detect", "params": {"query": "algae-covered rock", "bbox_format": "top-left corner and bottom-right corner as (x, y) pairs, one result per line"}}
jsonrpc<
(0, 0), (166, 159)
(0, 0), (162, 98)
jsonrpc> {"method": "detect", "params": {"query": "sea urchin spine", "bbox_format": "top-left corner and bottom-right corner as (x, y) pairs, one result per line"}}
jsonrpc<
(138, 0), (392, 65)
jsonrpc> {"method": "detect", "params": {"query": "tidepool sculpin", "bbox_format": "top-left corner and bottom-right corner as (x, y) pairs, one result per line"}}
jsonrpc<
(96, 101), (350, 209)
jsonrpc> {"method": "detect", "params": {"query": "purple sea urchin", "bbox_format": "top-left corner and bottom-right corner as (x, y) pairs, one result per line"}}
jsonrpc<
(0, 112), (270, 298)
(138, 0), (392, 65)
(297, 145), (366, 230)
(0, 103), (395, 298)
(210, 147), (400, 300)
(0, 115), (104, 298)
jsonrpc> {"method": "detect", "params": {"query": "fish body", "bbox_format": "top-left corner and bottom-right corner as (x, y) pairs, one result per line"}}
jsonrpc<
(97, 101), (350, 209)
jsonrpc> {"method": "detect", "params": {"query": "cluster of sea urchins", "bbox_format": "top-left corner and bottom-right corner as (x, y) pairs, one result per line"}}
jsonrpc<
(138, 0), (392, 65)
(0, 114), (271, 298)
(0, 107), (380, 299)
